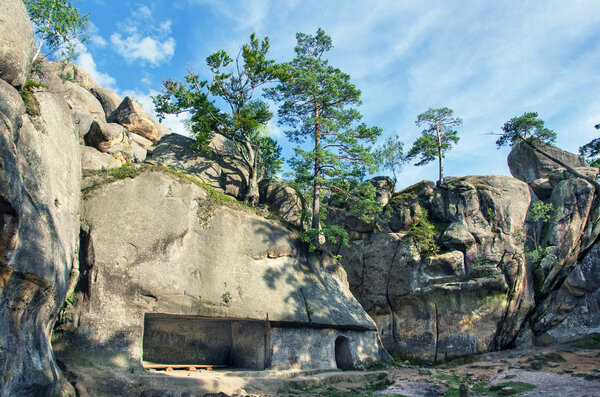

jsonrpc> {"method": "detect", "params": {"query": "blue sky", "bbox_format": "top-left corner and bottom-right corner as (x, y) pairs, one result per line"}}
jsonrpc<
(75, 0), (600, 190)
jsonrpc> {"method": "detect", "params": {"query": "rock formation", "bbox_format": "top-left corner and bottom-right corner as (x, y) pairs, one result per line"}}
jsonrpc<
(0, 2), (80, 395)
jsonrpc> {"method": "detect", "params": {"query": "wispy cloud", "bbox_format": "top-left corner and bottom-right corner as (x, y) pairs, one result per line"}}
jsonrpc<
(109, 4), (176, 66)
(73, 41), (116, 89)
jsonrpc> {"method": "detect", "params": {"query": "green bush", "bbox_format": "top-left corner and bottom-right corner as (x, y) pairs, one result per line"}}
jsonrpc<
(409, 208), (440, 258)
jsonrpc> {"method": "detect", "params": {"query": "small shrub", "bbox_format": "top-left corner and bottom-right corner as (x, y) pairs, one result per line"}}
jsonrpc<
(409, 208), (440, 258)
(109, 163), (142, 179)
(20, 79), (47, 116)
(222, 290), (232, 304)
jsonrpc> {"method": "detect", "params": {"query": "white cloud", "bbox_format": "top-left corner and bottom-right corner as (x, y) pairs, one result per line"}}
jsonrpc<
(73, 41), (116, 89)
(111, 33), (175, 66)
(109, 5), (176, 66)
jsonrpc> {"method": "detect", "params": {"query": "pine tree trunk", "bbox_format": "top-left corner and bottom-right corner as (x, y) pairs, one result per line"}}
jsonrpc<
(312, 106), (322, 248)
(523, 139), (600, 194)
(436, 121), (444, 182)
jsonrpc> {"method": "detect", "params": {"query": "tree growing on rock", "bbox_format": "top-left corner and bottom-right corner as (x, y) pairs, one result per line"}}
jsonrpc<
(578, 123), (600, 167)
(24, 0), (89, 66)
(266, 28), (382, 250)
(497, 112), (600, 193)
(374, 134), (407, 183)
(153, 34), (287, 205)
(407, 107), (462, 183)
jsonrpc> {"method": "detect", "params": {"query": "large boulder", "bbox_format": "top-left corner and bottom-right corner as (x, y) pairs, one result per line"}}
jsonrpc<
(0, 0), (35, 87)
(507, 141), (588, 188)
(259, 179), (306, 228)
(63, 81), (105, 120)
(84, 119), (129, 152)
(91, 87), (122, 119)
(151, 133), (248, 200)
(0, 87), (80, 396)
(108, 97), (165, 142)
(81, 146), (121, 171)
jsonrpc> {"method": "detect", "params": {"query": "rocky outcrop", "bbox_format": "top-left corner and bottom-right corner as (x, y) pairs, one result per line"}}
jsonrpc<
(0, 0), (35, 87)
(84, 120), (129, 152)
(81, 146), (121, 171)
(0, 64), (80, 397)
(108, 96), (166, 142)
(330, 176), (534, 362)
(259, 179), (307, 228)
(151, 133), (248, 199)
(91, 87), (121, 119)
(508, 141), (590, 199)
(55, 170), (380, 372)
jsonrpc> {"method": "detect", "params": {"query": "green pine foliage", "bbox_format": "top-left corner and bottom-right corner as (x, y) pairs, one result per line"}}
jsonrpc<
(407, 107), (462, 182)
(266, 28), (382, 248)
(579, 124), (600, 167)
(153, 34), (287, 205)
(496, 112), (557, 148)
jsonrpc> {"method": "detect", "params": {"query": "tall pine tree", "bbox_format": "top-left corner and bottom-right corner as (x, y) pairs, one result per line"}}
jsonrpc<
(266, 28), (381, 249)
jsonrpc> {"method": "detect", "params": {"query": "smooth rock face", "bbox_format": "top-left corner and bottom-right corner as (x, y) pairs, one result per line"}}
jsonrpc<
(259, 179), (306, 228)
(108, 97), (164, 142)
(332, 175), (534, 361)
(0, 89), (80, 396)
(63, 81), (106, 120)
(0, 0), (35, 87)
(91, 87), (122, 119)
(81, 146), (120, 171)
(508, 141), (588, 185)
(152, 133), (248, 199)
(57, 171), (378, 369)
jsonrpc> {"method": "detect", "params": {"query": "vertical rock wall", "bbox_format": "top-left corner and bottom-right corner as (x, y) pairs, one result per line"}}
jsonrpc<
(0, 1), (81, 395)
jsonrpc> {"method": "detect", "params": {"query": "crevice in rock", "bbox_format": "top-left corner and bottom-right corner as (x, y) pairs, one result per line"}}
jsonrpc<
(300, 287), (311, 323)
(433, 302), (440, 363)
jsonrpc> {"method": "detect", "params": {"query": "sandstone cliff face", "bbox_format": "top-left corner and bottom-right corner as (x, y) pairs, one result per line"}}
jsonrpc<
(0, 2), (80, 396)
(329, 159), (600, 362)
(54, 169), (380, 372)
(329, 176), (534, 362)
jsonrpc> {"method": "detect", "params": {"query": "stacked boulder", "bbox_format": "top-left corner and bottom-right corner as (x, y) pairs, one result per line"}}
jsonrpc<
(36, 61), (169, 171)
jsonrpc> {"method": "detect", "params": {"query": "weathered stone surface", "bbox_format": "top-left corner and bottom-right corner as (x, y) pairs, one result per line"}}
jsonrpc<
(333, 175), (534, 361)
(54, 61), (99, 90)
(30, 58), (64, 94)
(84, 120), (129, 152)
(259, 179), (306, 228)
(548, 167), (599, 188)
(71, 105), (96, 143)
(0, 78), (25, 133)
(130, 128), (154, 150)
(508, 141), (588, 185)
(63, 81), (105, 120)
(91, 87), (122, 119)
(535, 243), (600, 342)
(370, 176), (395, 206)
(0, 90), (80, 396)
(56, 171), (378, 370)
(0, 0), (35, 87)
(81, 146), (120, 171)
(152, 133), (248, 200)
(108, 96), (164, 142)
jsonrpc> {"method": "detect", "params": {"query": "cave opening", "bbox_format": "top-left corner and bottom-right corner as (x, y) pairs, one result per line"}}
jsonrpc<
(334, 336), (354, 370)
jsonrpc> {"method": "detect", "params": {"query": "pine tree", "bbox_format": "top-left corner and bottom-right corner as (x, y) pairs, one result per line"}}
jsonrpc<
(407, 107), (462, 183)
(266, 28), (381, 249)
(153, 34), (287, 205)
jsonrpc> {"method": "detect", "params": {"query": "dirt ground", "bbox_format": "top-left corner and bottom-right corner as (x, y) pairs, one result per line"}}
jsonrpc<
(59, 340), (600, 396)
